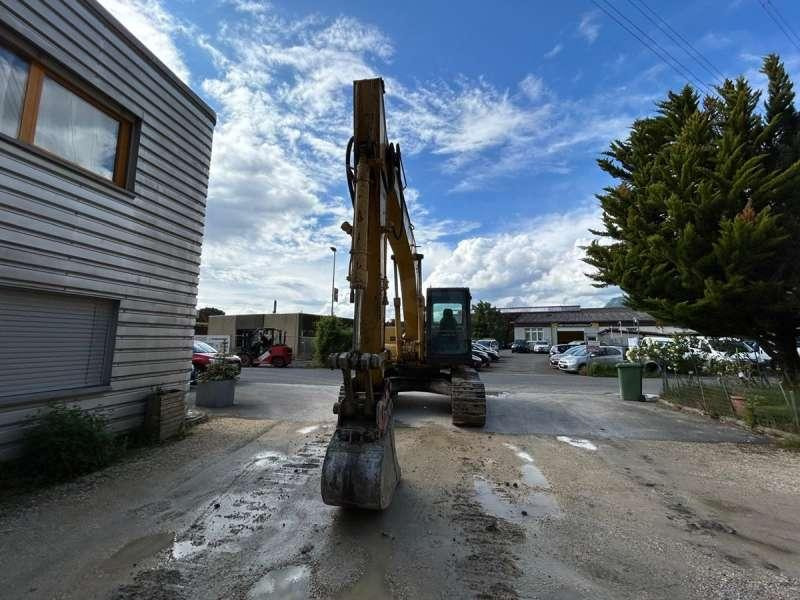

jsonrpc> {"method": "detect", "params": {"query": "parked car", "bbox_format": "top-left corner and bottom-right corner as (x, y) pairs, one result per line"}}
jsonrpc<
(471, 344), (492, 366)
(471, 354), (486, 369)
(476, 338), (499, 352)
(689, 336), (770, 369)
(549, 343), (573, 357)
(191, 340), (242, 383)
(558, 345), (625, 374)
(549, 344), (585, 368)
(511, 340), (531, 353)
(474, 342), (500, 361)
(531, 341), (550, 353)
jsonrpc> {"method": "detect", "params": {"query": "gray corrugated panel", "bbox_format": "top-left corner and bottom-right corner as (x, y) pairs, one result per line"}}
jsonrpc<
(112, 360), (191, 378)
(113, 350), (192, 363)
(0, 159), (206, 246)
(0, 150), (206, 248)
(0, 266), (199, 306)
(0, 0), (213, 457)
(0, 229), (200, 285)
(0, 217), (200, 279)
(4, 1), (215, 155)
(137, 137), (212, 199)
(117, 313), (197, 327)
(0, 247), (199, 296)
(0, 192), (202, 265)
(114, 338), (192, 351)
(121, 299), (198, 317)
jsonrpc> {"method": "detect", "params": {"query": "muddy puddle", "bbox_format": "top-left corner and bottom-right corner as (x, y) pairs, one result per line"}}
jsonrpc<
(248, 565), (311, 599)
(556, 436), (598, 450)
(473, 477), (560, 523)
(171, 438), (325, 562)
(101, 532), (174, 572)
(503, 443), (550, 488)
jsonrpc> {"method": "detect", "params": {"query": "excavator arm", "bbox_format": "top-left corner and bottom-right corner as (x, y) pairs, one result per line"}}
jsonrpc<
(321, 78), (485, 510)
(321, 79), (406, 509)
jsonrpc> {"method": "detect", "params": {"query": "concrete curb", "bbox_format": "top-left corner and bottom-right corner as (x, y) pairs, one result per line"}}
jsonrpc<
(185, 409), (209, 428)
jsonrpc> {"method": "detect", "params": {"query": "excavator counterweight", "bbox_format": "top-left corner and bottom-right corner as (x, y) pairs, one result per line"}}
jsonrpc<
(321, 78), (486, 510)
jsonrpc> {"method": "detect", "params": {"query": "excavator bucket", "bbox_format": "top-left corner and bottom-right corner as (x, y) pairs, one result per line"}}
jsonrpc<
(321, 421), (401, 510)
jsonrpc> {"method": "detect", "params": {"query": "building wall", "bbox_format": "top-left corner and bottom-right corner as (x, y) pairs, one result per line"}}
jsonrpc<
(513, 326), (553, 343)
(208, 313), (314, 359)
(0, 1), (215, 458)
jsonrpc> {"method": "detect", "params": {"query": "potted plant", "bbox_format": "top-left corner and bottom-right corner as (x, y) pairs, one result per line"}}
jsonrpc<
(730, 395), (747, 418)
(195, 355), (238, 407)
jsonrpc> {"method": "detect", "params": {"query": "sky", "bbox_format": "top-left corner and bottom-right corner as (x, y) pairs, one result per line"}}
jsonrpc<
(99, 0), (800, 317)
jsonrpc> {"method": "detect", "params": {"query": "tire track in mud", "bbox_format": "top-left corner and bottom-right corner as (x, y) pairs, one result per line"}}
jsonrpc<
(450, 489), (525, 600)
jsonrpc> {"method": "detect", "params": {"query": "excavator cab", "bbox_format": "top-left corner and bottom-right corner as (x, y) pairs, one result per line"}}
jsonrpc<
(426, 287), (472, 365)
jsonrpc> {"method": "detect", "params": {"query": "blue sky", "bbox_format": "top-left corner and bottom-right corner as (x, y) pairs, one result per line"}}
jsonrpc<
(101, 0), (800, 315)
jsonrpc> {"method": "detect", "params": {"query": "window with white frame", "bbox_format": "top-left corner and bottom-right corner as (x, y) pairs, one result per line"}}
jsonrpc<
(524, 327), (544, 341)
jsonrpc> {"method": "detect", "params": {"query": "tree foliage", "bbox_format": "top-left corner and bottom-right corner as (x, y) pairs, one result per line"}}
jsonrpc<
(586, 54), (800, 381)
(313, 316), (353, 365)
(472, 300), (508, 344)
(197, 307), (225, 323)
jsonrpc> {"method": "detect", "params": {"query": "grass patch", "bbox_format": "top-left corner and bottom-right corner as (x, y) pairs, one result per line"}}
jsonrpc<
(662, 379), (800, 433)
(778, 436), (800, 450)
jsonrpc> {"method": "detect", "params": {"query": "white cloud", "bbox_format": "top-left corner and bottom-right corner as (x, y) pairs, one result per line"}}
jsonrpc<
(698, 31), (732, 50)
(519, 74), (545, 100)
(105, 1), (638, 314)
(544, 43), (563, 59)
(425, 206), (619, 308)
(98, 0), (191, 83)
(578, 11), (601, 44)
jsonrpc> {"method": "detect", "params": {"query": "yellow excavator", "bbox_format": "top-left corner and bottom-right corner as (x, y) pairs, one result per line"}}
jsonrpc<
(322, 78), (486, 510)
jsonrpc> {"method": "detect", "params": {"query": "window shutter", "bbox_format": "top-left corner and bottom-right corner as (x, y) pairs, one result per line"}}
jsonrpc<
(0, 288), (117, 401)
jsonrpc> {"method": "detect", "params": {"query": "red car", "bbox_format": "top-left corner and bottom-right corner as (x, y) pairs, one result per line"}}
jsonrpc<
(191, 341), (242, 382)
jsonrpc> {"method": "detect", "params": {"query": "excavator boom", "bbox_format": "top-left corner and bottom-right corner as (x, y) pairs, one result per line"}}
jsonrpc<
(321, 78), (485, 510)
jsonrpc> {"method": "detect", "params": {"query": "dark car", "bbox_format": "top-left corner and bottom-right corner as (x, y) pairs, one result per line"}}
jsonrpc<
(191, 340), (242, 382)
(511, 340), (530, 353)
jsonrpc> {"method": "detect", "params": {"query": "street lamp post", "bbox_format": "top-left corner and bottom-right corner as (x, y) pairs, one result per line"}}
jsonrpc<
(330, 246), (336, 317)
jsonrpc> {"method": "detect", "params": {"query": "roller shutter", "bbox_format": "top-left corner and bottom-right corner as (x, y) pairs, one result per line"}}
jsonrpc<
(0, 287), (117, 402)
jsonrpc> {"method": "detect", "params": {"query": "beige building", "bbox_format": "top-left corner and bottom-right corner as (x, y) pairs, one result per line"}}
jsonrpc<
(207, 313), (350, 360)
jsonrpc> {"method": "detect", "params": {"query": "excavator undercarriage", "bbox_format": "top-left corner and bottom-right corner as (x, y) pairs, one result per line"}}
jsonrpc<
(320, 78), (486, 510)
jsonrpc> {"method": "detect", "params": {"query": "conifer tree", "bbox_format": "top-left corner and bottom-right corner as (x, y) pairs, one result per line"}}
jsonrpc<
(586, 55), (800, 381)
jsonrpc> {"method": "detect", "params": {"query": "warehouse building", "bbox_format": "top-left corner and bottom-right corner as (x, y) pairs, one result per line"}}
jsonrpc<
(0, 1), (215, 457)
(207, 313), (353, 361)
(512, 306), (657, 345)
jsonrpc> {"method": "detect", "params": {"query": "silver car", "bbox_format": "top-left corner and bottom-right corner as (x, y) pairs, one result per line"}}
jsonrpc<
(550, 344), (585, 368)
(558, 346), (625, 373)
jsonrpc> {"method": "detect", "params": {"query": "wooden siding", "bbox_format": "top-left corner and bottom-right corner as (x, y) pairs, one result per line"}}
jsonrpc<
(0, 0), (215, 458)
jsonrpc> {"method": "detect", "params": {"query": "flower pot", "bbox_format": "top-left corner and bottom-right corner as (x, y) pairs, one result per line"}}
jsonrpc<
(196, 379), (236, 408)
(730, 395), (747, 418)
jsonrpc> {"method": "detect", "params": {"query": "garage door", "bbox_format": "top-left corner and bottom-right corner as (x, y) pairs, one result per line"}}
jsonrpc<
(0, 287), (118, 401)
(557, 330), (585, 343)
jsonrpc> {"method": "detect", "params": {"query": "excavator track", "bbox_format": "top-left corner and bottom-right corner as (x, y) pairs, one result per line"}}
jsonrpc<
(450, 365), (486, 427)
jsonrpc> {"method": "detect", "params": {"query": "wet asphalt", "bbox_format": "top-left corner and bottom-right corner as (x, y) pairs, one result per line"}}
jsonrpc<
(191, 352), (761, 444)
(3, 352), (794, 600)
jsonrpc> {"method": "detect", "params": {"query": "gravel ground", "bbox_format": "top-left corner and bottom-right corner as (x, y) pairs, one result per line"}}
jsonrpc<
(1, 415), (798, 599)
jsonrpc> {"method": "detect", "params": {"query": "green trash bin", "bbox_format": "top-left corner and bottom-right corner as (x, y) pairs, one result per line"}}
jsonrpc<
(616, 362), (644, 401)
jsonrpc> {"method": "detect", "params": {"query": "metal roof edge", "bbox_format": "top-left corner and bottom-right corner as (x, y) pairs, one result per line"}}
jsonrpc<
(83, 0), (217, 125)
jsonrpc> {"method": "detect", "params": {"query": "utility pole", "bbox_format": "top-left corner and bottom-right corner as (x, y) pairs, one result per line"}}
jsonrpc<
(330, 246), (337, 316)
